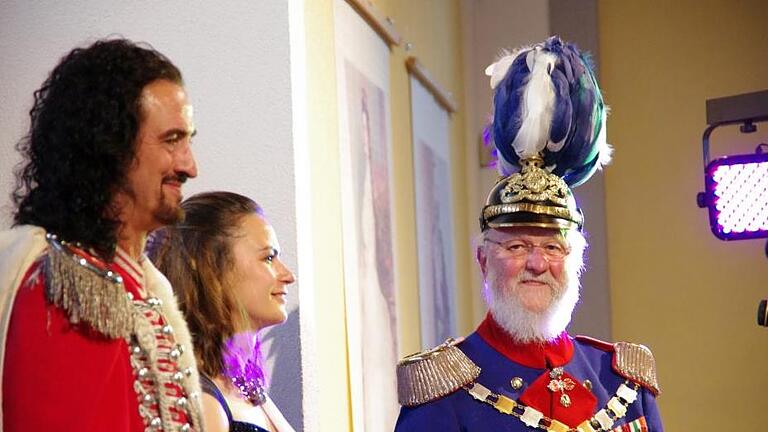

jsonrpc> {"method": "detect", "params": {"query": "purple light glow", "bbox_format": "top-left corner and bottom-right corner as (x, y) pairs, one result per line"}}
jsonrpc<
(222, 332), (267, 390)
(711, 161), (768, 236)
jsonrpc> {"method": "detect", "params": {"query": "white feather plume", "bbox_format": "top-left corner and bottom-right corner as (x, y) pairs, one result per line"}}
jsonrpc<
(485, 46), (531, 90)
(511, 49), (557, 159)
(486, 56), (514, 90)
(595, 106), (613, 168)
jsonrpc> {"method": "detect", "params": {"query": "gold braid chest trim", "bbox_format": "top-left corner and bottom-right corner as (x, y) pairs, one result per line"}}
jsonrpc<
(43, 233), (135, 339)
(465, 380), (641, 432)
(613, 342), (661, 396)
(397, 338), (481, 406)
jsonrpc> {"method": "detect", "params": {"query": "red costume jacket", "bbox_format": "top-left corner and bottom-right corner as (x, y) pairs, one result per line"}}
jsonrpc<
(2, 232), (200, 432)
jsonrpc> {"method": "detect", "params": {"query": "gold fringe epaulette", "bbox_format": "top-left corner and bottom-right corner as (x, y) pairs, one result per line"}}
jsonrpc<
(43, 233), (135, 339)
(614, 342), (661, 396)
(396, 338), (481, 406)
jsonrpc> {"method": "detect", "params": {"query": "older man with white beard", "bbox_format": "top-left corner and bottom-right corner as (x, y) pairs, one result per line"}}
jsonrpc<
(479, 226), (585, 345)
(394, 37), (664, 432)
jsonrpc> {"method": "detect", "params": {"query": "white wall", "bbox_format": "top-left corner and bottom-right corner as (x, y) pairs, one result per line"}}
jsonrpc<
(0, 0), (305, 428)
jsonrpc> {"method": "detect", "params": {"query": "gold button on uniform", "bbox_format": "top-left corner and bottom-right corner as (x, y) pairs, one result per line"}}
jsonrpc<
(510, 377), (524, 390)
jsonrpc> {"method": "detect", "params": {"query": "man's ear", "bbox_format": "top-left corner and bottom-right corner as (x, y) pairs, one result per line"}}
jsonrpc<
(477, 245), (488, 277)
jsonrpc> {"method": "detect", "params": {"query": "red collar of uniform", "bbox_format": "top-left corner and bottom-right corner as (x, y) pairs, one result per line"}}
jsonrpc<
(62, 243), (145, 299)
(476, 313), (573, 369)
(107, 248), (145, 299)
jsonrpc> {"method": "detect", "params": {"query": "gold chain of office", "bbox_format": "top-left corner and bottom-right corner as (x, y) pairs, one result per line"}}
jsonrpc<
(463, 380), (640, 432)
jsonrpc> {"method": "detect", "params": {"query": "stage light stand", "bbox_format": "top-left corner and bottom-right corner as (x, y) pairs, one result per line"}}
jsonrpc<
(696, 90), (768, 242)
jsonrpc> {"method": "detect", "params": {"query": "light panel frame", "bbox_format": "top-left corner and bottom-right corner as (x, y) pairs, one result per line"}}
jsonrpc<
(703, 151), (768, 240)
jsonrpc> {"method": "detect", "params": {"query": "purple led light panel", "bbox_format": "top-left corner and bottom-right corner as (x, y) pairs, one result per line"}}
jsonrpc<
(711, 160), (768, 237)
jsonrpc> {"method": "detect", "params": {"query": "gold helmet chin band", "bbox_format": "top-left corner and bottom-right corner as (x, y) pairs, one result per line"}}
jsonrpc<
(480, 156), (583, 232)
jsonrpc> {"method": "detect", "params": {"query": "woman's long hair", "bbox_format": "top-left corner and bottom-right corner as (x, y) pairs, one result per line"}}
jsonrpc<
(148, 191), (265, 380)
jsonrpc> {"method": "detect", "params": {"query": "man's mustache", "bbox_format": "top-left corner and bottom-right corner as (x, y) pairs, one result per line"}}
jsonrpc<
(486, 270), (560, 293)
(513, 270), (559, 288)
(162, 173), (190, 184)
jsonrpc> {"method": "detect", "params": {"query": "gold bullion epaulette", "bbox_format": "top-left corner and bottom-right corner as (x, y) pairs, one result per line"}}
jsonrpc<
(576, 335), (661, 396)
(44, 233), (135, 339)
(396, 338), (481, 406)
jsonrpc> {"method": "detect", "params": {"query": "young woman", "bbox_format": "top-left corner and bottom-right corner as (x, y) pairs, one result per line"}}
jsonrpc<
(150, 191), (296, 432)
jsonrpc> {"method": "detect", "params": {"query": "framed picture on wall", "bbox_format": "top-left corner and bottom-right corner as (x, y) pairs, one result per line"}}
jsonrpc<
(407, 62), (458, 349)
(334, 0), (400, 430)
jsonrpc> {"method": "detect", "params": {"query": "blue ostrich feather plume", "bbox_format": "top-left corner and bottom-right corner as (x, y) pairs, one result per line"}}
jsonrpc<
(486, 36), (611, 187)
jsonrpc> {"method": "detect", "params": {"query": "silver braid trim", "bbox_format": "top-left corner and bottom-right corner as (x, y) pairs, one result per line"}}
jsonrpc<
(397, 338), (481, 406)
(145, 260), (204, 429)
(43, 234), (134, 339)
(42, 233), (202, 430)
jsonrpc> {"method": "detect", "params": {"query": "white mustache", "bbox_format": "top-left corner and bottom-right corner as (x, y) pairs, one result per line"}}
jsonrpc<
(513, 270), (559, 289)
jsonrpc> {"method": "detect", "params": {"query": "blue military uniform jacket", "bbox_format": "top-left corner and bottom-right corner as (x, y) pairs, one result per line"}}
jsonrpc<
(395, 315), (663, 431)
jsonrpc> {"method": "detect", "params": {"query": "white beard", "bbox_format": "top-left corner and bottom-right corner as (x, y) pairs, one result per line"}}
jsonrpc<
(482, 260), (581, 344)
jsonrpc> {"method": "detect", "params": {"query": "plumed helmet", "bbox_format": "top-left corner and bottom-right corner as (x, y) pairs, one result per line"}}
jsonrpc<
(480, 36), (611, 231)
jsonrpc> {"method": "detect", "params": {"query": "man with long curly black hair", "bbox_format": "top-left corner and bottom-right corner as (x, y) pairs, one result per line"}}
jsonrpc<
(0, 39), (203, 431)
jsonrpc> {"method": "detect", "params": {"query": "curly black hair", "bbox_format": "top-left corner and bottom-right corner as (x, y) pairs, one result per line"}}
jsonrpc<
(12, 38), (183, 259)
